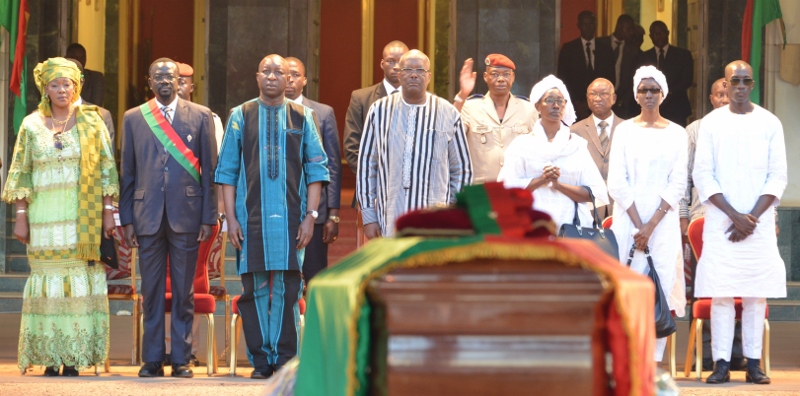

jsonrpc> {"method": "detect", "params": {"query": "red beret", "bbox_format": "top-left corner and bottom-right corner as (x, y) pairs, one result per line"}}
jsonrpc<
(177, 62), (194, 77)
(484, 54), (515, 70)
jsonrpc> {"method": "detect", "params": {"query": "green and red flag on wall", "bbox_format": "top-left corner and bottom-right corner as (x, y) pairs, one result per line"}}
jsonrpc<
(742, 0), (785, 104)
(0, 0), (29, 135)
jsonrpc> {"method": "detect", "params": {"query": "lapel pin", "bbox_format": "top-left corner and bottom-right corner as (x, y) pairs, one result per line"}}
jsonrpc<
(187, 135), (193, 142)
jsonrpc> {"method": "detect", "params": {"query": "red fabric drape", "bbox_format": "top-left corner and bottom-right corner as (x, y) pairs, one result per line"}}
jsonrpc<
(741, 0), (755, 62)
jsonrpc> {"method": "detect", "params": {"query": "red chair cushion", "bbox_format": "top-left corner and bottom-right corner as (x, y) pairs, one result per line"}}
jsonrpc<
(108, 284), (135, 296)
(164, 293), (217, 314)
(231, 295), (306, 315)
(692, 298), (770, 320)
(232, 295), (240, 315)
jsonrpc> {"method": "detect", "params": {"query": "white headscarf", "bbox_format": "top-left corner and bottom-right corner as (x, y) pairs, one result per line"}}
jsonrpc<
(529, 75), (577, 126)
(632, 65), (669, 101)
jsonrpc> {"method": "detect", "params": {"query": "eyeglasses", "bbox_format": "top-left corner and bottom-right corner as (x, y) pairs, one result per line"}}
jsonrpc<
(152, 74), (176, 83)
(728, 77), (754, 86)
(637, 88), (662, 95)
(397, 68), (430, 76)
(488, 71), (513, 80)
(543, 97), (567, 106)
(588, 92), (612, 99)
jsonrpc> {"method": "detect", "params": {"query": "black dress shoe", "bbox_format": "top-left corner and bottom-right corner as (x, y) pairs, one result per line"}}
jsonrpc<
(138, 362), (165, 377)
(188, 354), (200, 367)
(745, 358), (770, 384)
(706, 359), (731, 384)
(61, 366), (79, 377)
(250, 367), (274, 379)
(171, 364), (193, 378)
(43, 366), (59, 377)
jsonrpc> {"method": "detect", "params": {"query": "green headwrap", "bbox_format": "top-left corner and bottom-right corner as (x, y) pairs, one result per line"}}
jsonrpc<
(33, 57), (83, 117)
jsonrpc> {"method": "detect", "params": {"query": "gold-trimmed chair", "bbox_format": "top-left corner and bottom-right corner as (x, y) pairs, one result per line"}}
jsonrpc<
(103, 207), (140, 371)
(683, 217), (770, 380)
(207, 227), (230, 364)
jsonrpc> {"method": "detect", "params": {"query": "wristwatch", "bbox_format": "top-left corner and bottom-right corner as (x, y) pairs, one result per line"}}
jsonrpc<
(218, 213), (226, 221)
(328, 215), (340, 224)
(306, 210), (318, 220)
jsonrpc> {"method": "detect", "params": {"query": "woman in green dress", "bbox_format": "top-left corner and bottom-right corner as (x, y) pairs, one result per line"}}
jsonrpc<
(3, 57), (119, 376)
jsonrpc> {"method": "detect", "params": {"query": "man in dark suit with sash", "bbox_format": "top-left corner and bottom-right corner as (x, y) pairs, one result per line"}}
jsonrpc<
(215, 54), (329, 379)
(120, 58), (217, 378)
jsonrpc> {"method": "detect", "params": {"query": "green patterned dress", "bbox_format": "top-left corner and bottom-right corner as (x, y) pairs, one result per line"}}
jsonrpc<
(2, 112), (119, 372)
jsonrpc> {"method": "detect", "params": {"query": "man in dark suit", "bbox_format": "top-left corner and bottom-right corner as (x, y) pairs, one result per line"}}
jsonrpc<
(637, 20), (694, 126)
(66, 43), (105, 106)
(343, 40), (408, 246)
(570, 78), (623, 218)
(596, 14), (639, 119)
(120, 58), (217, 379)
(557, 11), (614, 121)
(285, 57), (341, 283)
(343, 40), (408, 175)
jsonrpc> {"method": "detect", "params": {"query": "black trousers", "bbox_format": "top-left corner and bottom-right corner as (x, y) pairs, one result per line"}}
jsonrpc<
(302, 223), (328, 284)
(239, 270), (302, 370)
(138, 216), (199, 365)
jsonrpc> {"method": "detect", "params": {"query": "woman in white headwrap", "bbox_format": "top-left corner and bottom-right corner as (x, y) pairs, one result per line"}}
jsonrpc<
(607, 65), (688, 362)
(498, 75), (608, 229)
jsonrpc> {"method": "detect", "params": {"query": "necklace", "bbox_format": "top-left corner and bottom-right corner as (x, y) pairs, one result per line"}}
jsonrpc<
(51, 105), (74, 151)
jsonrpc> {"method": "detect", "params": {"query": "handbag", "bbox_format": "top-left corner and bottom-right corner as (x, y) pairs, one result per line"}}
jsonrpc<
(99, 234), (119, 269)
(557, 186), (619, 258)
(626, 244), (677, 338)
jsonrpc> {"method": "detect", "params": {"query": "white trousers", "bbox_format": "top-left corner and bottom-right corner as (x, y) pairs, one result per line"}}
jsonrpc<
(654, 337), (668, 362)
(711, 297), (767, 361)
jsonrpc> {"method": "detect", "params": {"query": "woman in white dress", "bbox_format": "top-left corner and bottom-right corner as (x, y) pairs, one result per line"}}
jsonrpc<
(607, 66), (688, 362)
(498, 75), (608, 230)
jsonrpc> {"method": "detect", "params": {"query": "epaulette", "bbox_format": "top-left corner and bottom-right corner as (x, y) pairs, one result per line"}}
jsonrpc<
(467, 94), (484, 100)
(514, 95), (530, 102)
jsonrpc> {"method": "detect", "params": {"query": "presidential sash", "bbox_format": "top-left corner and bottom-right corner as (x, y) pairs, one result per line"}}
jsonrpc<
(139, 99), (201, 183)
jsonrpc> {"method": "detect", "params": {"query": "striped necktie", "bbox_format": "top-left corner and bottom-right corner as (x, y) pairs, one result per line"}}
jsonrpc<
(162, 106), (173, 124)
(598, 120), (609, 154)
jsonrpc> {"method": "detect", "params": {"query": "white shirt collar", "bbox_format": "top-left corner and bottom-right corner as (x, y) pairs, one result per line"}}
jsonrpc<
(155, 96), (179, 115)
(580, 37), (595, 48)
(290, 94), (305, 104)
(658, 43), (670, 56)
(383, 79), (400, 96)
(592, 113), (614, 135)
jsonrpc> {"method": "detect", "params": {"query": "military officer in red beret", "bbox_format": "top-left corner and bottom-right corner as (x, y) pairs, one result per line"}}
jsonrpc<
(454, 54), (538, 184)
